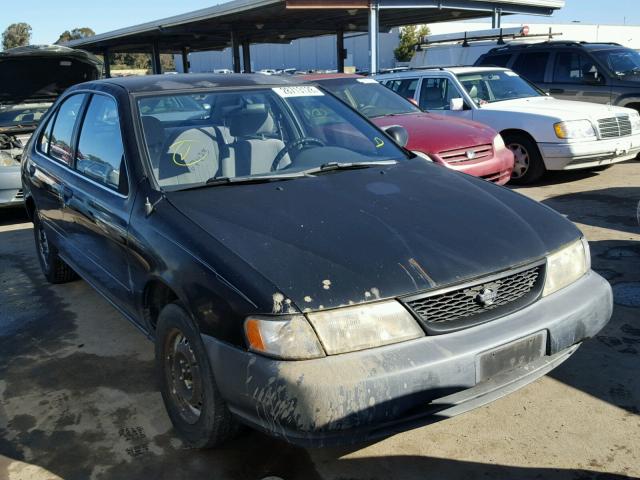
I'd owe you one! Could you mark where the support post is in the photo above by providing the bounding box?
[151,41,162,75]
[368,1,379,75]
[336,30,345,73]
[242,41,252,73]
[492,8,502,28]
[181,47,190,73]
[103,48,111,78]
[231,29,241,73]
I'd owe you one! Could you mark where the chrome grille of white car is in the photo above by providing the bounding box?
[598,116,632,139]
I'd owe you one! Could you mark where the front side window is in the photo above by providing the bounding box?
[553,52,601,83]
[456,70,543,105]
[137,86,410,190]
[76,95,127,194]
[593,48,640,77]
[49,94,86,165]
[320,79,420,118]
[512,52,550,83]
[418,78,459,111]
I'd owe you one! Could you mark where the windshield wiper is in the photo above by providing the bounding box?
[301,160,397,176]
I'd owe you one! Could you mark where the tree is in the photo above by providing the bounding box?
[2,22,32,50]
[56,27,95,45]
[394,24,430,62]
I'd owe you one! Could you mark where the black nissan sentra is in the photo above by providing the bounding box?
[22,74,612,448]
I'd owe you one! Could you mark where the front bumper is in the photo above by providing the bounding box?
[0,165,23,207]
[436,148,514,186]
[202,270,612,446]
[539,134,640,170]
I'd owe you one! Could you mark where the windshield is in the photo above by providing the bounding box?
[137,86,409,190]
[456,70,543,105]
[0,103,52,128]
[593,48,640,76]
[318,78,421,118]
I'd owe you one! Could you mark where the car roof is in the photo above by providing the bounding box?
[87,73,304,94]
[485,41,625,53]
[377,66,507,77]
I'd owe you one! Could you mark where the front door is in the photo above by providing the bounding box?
[548,50,612,104]
[63,93,136,314]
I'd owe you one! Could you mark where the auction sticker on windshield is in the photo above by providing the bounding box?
[357,78,379,84]
[273,86,325,98]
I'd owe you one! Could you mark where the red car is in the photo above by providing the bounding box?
[302,74,514,185]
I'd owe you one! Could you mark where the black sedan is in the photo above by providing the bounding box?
[22,74,612,448]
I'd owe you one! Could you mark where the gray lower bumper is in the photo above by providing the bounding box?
[202,271,612,446]
[0,166,23,207]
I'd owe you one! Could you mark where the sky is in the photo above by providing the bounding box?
[3,0,639,46]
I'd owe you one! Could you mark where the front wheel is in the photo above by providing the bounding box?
[504,133,546,185]
[156,302,239,448]
[33,212,77,284]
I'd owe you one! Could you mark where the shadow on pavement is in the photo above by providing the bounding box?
[0,206,29,227]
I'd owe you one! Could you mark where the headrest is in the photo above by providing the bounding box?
[228,105,275,137]
[141,116,164,148]
[468,85,478,99]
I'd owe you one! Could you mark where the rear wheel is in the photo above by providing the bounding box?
[504,133,546,185]
[33,212,77,284]
[156,302,239,448]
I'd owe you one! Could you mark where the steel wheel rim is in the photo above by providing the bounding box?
[37,221,50,270]
[164,329,203,424]
[508,143,530,179]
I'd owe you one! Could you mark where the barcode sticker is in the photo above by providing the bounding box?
[273,86,325,98]
[357,78,379,84]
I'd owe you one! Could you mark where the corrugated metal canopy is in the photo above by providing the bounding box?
[64,0,565,54]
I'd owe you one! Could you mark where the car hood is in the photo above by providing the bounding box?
[371,112,497,154]
[0,45,101,104]
[166,160,579,312]
[481,96,632,120]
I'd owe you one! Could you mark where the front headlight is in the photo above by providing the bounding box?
[493,134,506,151]
[543,238,590,297]
[554,120,596,140]
[629,111,640,132]
[244,314,325,360]
[307,300,424,355]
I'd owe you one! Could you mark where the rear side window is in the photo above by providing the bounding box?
[512,52,550,83]
[75,95,128,194]
[49,94,86,165]
[479,53,512,68]
[553,51,599,83]
[385,78,419,100]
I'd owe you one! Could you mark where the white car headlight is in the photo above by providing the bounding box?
[543,238,590,297]
[629,111,640,132]
[553,120,596,140]
[493,134,506,151]
[307,300,424,355]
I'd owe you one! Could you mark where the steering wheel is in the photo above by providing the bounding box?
[359,105,379,116]
[271,137,326,171]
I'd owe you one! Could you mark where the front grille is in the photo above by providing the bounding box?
[14,189,24,200]
[598,116,632,139]
[438,144,493,164]
[403,262,545,334]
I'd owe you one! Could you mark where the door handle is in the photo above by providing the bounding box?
[549,88,565,94]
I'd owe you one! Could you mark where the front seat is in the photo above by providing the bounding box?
[227,105,290,176]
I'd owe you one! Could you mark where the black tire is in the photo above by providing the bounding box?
[156,302,238,448]
[33,212,77,284]
[504,132,546,185]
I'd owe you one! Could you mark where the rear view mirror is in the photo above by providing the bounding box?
[382,125,409,148]
[450,98,465,111]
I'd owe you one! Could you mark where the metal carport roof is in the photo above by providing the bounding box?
[64,0,565,74]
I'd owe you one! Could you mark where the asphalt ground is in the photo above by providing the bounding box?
[1,164,639,480]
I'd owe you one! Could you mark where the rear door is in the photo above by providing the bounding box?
[63,93,136,314]
[384,77,421,103]
[510,50,551,90]
[548,49,612,104]
[26,93,88,252]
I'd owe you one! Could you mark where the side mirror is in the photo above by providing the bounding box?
[450,98,465,111]
[382,125,409,148]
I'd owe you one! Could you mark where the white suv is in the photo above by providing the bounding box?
[377,67,640,184]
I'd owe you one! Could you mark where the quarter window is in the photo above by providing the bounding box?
[553,52,600,83]
[38,115,54,154]
[49,94,86,165]
[512,52,550,83]
[75,95,128,194]
[418,78,458,111]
